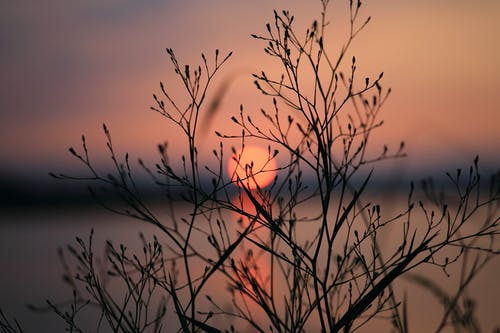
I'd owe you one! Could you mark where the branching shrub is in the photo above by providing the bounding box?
[4,1,498,333]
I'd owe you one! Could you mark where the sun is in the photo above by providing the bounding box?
[227,145,277,189]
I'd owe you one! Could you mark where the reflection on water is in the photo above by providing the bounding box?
[1,196,499,332]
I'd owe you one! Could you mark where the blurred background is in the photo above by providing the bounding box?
[1,0,499,331]
[1,0,499,194]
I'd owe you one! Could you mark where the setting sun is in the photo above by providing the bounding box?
[227,145,277,189]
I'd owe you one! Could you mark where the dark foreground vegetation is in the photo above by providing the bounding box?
[2,1,499,332]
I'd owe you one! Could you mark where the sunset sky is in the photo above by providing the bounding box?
[1,2,499,331]
[1,0,499,182]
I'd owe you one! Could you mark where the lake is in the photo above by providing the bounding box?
[1,195,498,332]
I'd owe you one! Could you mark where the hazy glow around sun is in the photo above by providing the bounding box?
[227,145,277,189]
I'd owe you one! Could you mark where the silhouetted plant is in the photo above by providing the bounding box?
[4,1,498,332]
[0,308,23,333]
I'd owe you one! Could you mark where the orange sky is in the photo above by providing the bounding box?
[1,0,499,179]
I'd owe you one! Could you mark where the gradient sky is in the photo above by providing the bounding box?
[1,0,499,181]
